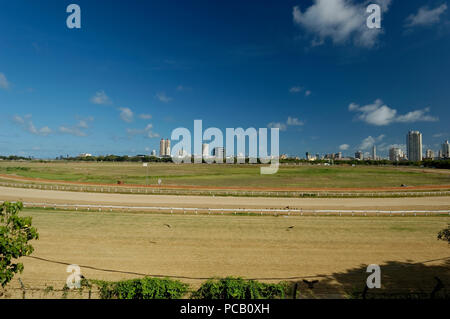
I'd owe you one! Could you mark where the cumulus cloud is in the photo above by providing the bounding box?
[268,116,305,131]
[287,116,304,126]
[339,144,350,151]
[289,86,311,96]
[267,122,287,131]
[59,126,85,137]
[156,92,172,103]
[139,114,152,120]
[289,86,303,93]
[349,99,438,126]
[13,114,52,136]
[0,73,10,90]
[405,3,447,28]
[58,117,93,137]
[127,123,159,138]
[359,134,385,150]
[119,107,134,123]
[292,0,391,48]
[90,90,112,105]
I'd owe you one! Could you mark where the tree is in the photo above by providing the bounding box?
[437,225,450,244]
[0,202,39,287]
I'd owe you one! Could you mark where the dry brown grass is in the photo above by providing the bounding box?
[2,208,449,298]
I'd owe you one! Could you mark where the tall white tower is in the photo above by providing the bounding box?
[202,143,209,158]
[443,140,450,158]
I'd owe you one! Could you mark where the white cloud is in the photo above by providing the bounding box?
[127,123,159,138]
[289,86,311,96]
[287,116,304,126]
[349,99,438,126]
[292,0,391,48]
[359,134,385,150]
[13,114,52,136]
[0,73,10,90]
[396,107,439,123]
[268,116,305,131]
[289,86,303,93]
[90,90,112,105]
[156,92,172,103]
[267,122,287,131]
[139,114,152,120]
[405,4,447,28]
[58,117,93,137]
[59,126,86,137]
[119,107,134,123]
[339,144,350,151]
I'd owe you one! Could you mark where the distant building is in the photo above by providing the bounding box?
[79,153,92,158]
[159,138,171,157]
[407,131,422,161]
[389,147,403,162]
[372,145,377,160]
[213,147,224,160]
[438,149,444,159]
[159,139,166,156]
[151,150,156,156]
[202,143,210,157]
[443,140,450,158]
[336,152,342,160]
[425,149,435,159]
[355,151,363,160]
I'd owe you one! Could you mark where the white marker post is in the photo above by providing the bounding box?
[143,162,148,185]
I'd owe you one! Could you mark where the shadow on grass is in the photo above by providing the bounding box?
[287,258,450,299]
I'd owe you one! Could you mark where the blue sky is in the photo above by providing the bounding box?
[0,0,449,158]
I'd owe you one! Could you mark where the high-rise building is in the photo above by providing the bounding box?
[151,150,156,156]
[389,147,403,162]
[355,151,363,160]
[165,139,171,156]
[202,143,210,157]
[159,139,171,157]
[372,145,377,160]
[443,140,450,158]
[213,147,224,160]
[407,131,422,161]
[438,149,444,159]
[425,149,435,159]
[159,139,166,156]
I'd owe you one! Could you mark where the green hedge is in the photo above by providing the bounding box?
[92,277,188,299]
[191,277,286,299]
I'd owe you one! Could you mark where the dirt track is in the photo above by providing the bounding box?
[1,186,450,210]
[1,173,450,192]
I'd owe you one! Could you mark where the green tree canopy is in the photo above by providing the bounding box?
[0,202,39,287]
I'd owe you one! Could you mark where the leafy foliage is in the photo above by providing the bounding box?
[191,277,286,299]
[91,277,188,299]
[437,224,450,243]
[0,202,39,287]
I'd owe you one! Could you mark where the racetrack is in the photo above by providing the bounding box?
[1,186,450,211]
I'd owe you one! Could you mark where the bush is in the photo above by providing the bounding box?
[0,202,39,287]
[91,277,189,299]
[191,277,286,299]
[437,224,450,243]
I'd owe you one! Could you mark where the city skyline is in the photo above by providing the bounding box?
[1,1,449,158]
